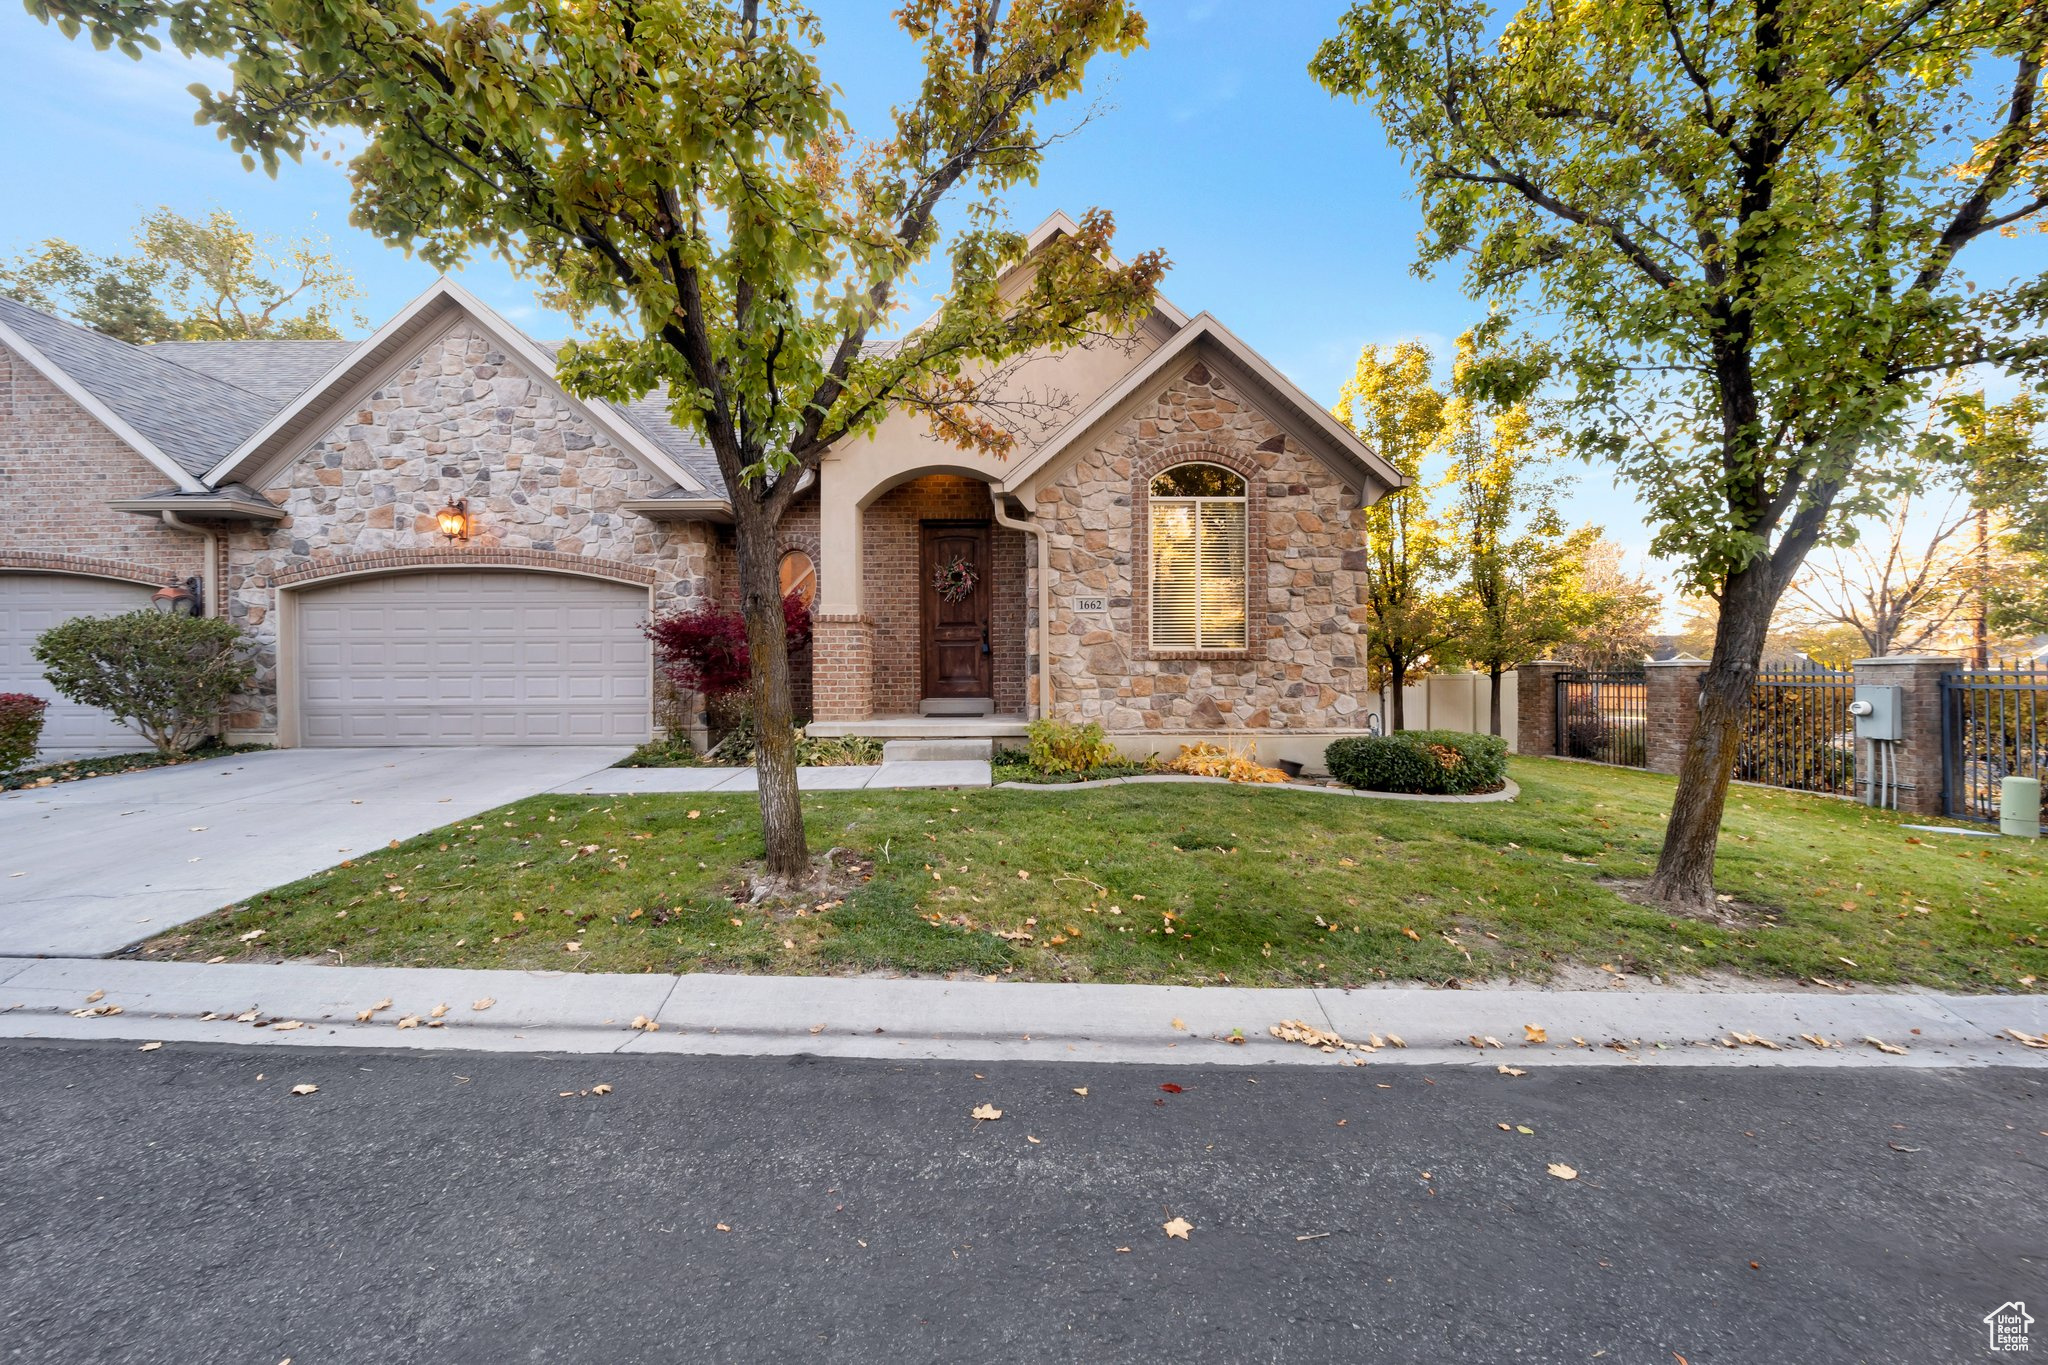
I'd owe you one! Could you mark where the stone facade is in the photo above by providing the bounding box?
[1031,362,1372,740]
[0,342,206,590]
[219,326,716,734]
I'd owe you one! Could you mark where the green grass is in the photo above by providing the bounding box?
[145,757,2048,992]
[2,741,270,791]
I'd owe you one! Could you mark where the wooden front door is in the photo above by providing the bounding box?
[920,520,993,700]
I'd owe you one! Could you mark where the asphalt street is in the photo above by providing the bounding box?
[1,1041,2040,1364]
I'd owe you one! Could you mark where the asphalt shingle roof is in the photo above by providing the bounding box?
[0,295,278,478]
[151,339,357,402]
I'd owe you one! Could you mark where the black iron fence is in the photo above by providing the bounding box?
[1942,665,2048,824]
[1554,670,1648,767]
[1735,664,1858,797]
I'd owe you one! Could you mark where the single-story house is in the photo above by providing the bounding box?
[0,213,1401,766]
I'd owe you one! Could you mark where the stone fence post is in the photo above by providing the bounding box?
[1850,655,1960,816]
[1643,659,1709,775]
[1515,660,1571,757]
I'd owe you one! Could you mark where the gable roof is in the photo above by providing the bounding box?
[151,339,358,401]
[995,311,1407,499]
[204,278,711,495]
[0,294,277,492]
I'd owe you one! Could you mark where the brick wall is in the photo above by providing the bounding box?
[860,475,1026,716]
[0,342,206,585]
[1032,362,1373,737]
[812,612,874,722]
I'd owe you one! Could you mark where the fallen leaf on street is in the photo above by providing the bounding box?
[1800,1034,1838,1049]
[1162,1217,1193,1240]
[2005,1028,2048,1050]
[1497,1065,1527,1077]
[429,1003,449,1019]
[591,1084,613,1096]
[1524,1024,1547,1044]
[289,1084,318,1096]
[271,1020,304,1031]
[715,1222,730,1232]
[84,989,104,1004]
[1864,1036,1909,1055]
[1159,1083,1183,1094]
[472,998,495,1012]
[1072,1087,1088,1097]
[808,1023,827,1034]
[971,1104,1003,1121]
[631,1015,659,1032]
[1547,1163,1578,1180]
[396,1015,420,1029]
[1169,1018,1186,1030]
[1027,1135,1042,1144]
[138,1041,162,1052]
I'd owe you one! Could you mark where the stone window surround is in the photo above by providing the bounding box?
[1127,442,1267,662]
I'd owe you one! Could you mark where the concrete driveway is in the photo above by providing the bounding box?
[0,747,628,958]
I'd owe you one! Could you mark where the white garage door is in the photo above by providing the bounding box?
[0,572,153,752]
[296,571,652,746]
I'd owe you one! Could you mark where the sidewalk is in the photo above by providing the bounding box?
[4,957,2043,1068]
[555,761,990,794]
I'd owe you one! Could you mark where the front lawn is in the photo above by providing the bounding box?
[147,757,2047,992]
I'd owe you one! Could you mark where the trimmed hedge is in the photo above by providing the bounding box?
[0,693,49,775]
[1325,730,1509,795]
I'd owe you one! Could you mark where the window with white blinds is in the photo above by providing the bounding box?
[1148,463,1248,650]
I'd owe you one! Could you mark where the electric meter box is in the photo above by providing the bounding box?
[1850,684,1904,741]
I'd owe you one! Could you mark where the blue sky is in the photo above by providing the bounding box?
[0,1,2033,619]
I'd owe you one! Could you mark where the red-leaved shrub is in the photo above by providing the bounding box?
[0,692,49,775]
[644,594,812,700]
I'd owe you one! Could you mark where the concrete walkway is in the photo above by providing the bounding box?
[556,760,990,794]
[0,746,629,957]
[4,956,2043,1068]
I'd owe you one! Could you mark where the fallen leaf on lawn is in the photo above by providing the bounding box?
[238,929,266,942]
[1546,1162,1578,1180]
[471,998,495,1012]
[138,1041,162,1052]
[564,941,581,953]
[971,1104,1003,1121]
[1017,870,1030,881]
[1162,1217,1193,1240]
[1524,1024,1547,1044]
[1400,927,1420,941]
[84,989,104,1004]
[396,1015,420,1029]
[591,1084,613,1096]
[1072,1087,1088,1097]
[289,1084,319,1096]
[1498,1065,1527,1077]
[687,810,701,820]
[429,1003,449,1019]
[511,911,525,923]
[1864,1036,1909,1055]
[2005,1028,2048,1050]
[631,1015,659,1032]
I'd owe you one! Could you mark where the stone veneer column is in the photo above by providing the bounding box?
[1643,659,1709,775]
[811,613,875,723]
[1514,661,1572,758]
[1851,655,1961,816]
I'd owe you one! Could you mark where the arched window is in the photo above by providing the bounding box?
[1148,462,1247,650]
[778,549,817,607]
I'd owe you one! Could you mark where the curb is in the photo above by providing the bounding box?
[3,958,2043,1068]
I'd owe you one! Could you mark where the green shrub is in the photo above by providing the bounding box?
[0,693,48,774]
[1025,718,1120,776]
[32,611,255,756]
[1325,730,1509,795]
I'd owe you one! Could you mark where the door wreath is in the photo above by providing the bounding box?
[932,557,979,603]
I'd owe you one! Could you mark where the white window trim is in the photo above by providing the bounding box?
[1148,471,1249,653]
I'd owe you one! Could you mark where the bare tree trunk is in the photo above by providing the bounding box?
[734,506,808,881]
[1488,664,1504,737]
[1388,663,1407,731]
[1645,563,1778,912]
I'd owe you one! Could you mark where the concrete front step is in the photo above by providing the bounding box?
[882,738,993,762]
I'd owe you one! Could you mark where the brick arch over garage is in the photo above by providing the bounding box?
[269,547,657,591]
[0,550,179,587]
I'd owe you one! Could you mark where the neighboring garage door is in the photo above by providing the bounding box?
[296,570,652,746]
[0,572,153,752]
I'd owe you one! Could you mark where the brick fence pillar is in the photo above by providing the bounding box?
[811,612,875,723]
[1851,654,1961,816]
[1515,661,1571,757]
[1643,659,1709,775]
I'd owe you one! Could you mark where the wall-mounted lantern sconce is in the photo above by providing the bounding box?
[437,498,472,542]
[151,576,204,616]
